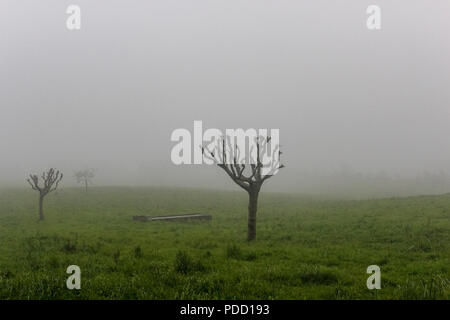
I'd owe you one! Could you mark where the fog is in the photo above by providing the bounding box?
[1,1,449,197]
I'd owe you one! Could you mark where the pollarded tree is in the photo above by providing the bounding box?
[202,135,284,241]
[27,168,63,220]
[74,168,95,192]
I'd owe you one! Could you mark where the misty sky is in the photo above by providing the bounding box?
[1,1,449,194]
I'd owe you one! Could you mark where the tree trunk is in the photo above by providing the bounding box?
[39,194,44,221]
[247,188,259,241]
[85,179,88,192]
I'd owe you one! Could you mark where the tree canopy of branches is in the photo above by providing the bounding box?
[27,168,63,220]
[202,135,284,241]
[74,168,95,192]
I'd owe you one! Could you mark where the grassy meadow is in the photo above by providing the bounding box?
[0,186,449,299]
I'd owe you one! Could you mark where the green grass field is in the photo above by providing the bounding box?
[0,187,449,299]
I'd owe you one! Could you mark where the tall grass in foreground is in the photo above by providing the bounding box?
[0,187,448,299]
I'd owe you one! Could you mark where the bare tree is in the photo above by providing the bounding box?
[27,168,63,220]
[203,135,284,241]
[74,168,95,192]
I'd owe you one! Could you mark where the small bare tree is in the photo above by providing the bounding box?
[74,168,95,192]
[27,168,63,220]
[203,135,284,241]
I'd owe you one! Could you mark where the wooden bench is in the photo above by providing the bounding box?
[133,214,212,222]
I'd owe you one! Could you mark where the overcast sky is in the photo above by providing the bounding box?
[1,1,449,194]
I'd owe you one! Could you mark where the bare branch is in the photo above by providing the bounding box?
[27,168,63,196]
[203,134,284,193]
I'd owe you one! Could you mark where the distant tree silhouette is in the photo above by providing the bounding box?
[203,135,284,241]
[27,168,63,220]
[74,168,95,192]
